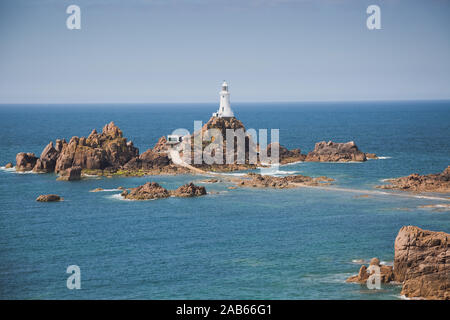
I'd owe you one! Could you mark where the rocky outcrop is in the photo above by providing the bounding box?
[121,182,207,200]
[152,136,170,153]
[265,143,306,164]
[54,122,139,172]
[121,182,170,200]
[15,152,38,171]
[347,226,450,300]
[33,142,60,173]
[57,166,81,181]
[376,166,450,193]
[394,226,449,300]
[346,258,395,284]
[14,122,140,178]
[36,194,62,202]
[305,141,375,162]
[5,163,13,168]
[123,147,170,171]
[234,173,334,189]
[203,116,246,138]
[171,183,207,197]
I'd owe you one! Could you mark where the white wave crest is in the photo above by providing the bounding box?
[92,188,121,192]
[107,194,131,201]
[0,166,16,173]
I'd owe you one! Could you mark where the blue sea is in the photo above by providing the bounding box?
[0,101,449,299]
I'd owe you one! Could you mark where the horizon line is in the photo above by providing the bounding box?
[1,98,450,106]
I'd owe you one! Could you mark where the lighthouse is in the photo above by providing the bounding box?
[213,81,234,118]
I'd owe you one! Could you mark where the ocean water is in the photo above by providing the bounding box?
[0,101,449,299]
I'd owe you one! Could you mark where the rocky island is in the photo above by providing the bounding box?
[347,226,450,300]
[120,182,207,200]
[232,173,334,189]
[10,117,377,180]
[376,166,450,193]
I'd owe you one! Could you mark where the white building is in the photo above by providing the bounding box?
[212,81,234,118]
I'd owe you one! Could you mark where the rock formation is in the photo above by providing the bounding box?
[346,258,395,284]
[36,194,62,202]
[5,162,13,168]
[33,142,60,173]
[15,152,38,171]
[265,142,306,164]
[305,141,375,162]
[123,139,171,171]
[121,182,207,200]
[57,166,81,181]
[171,183,207,197]
[54,122,139,172]
[347,226,450,300]
[394,226,449,300]
[121,182,170,200]
[234,172,334,189]
[14,122,141,178]
[376,166,450,193]
[11,119,377,177]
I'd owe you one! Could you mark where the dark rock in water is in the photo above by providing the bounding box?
[36,194,62,202]
[171,183,207,197]
[122,182,170,200]
[305,141,372,162]
[5,162,13,169]
[15,152,38,171]
[57,166,81,181]
[394,226,449,300]
[33,142,60,173]
[376,166,450,193]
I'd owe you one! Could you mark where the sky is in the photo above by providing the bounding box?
[0,0,449,103]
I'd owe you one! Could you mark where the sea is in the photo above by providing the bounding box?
[0,101,449,299]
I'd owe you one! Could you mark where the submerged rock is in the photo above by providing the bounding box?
[305,141,373,162]
[36,194,62,202]
[376,166,450,193]
[90,188,104,192]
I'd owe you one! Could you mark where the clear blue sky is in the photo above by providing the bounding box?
[1,0,449,103]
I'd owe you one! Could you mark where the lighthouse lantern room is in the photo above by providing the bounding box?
[212,81,234,118]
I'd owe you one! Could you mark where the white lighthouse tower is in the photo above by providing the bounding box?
[213,81,234,118]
